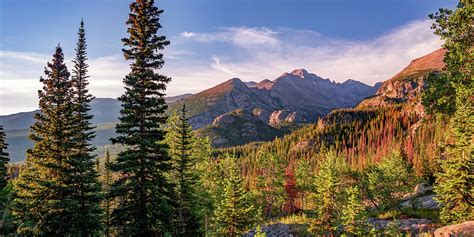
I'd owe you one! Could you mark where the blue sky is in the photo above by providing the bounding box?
[0,0,457,114]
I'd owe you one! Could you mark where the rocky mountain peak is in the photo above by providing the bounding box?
[290,68,309,78]
[256,79,274,90]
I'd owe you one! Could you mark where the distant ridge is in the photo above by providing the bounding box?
[169,68,379,129]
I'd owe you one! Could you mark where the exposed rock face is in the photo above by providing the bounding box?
[434,221,474,237]
[401,194,439,209]
[169,69,379,129]
[357,49,446,115]
[369,218,439,235]
[268,110,300,126]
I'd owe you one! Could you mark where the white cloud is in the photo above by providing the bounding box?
[179,27,280,48]
[180,32,195,38]
[177,20,441,85]
[211,56,236,76]
[0,20,442,115]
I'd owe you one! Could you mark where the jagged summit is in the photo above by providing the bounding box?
[290,68,310,78]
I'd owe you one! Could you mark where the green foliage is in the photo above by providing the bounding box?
[214,156,256,236]
[427,0,474,224]
[422,73,456,116]
[108,0,174,235]
[68,19,103,235]
[310,151,347,234]
[295,159,314,211]
[0,126,9,190]
[364,150,417,210]
[166,105,202,235]
[254,225,266,237]
[256,152,286,219]
[100,149,114,237]
[13,46,80,235]
[0,183,16,235]
[190,136,215,232]
[341,186,368,236]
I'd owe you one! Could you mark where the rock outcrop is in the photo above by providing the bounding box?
[357,49,445,116]
[434,221,474,237]
[368,218,439,235]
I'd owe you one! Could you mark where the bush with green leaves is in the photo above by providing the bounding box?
[364,150,417,210]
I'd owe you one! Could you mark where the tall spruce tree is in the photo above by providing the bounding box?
[109,0,173,235]
[13,45,77,235]
[69,19,103,236]
[0,125,9,190]
[427,0,473,224]
[167,105,201,235]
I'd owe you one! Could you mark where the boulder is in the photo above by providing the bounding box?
[434,221,474,237]
[368,218,439,235]
[414,183,432,196]
[401,194,439,209]
[245,223,293,237]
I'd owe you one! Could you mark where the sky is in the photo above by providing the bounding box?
[0,0,457,115]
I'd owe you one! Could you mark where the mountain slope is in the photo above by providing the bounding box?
[357,49,445,112]
[2,69,378,160]
[224,48,448,182]
[0,95,192,131]
[196,109,285,147]
[169,69,379,129]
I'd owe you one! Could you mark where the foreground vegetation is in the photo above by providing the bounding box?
[0,0,472,236]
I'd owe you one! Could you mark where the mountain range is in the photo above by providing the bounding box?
[168,69,380,129]
[1,47,445,162]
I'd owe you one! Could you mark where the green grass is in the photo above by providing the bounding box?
[370,208,440,223]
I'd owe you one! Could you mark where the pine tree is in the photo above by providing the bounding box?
[0,125,9,190]
[192,137,218,233]
[13,45,77,235]
[102,149,113,237]
[341,186,368,235]
[256,152,286,219]
[427,0,473,224]
[365,150,416,211]
[109,0,173,235]
[295,159,314,211]
[310,151,345,233]
[167,104,201,235]
[215,156,255,237]
[69,19,103,236]
[283,164,298,215]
